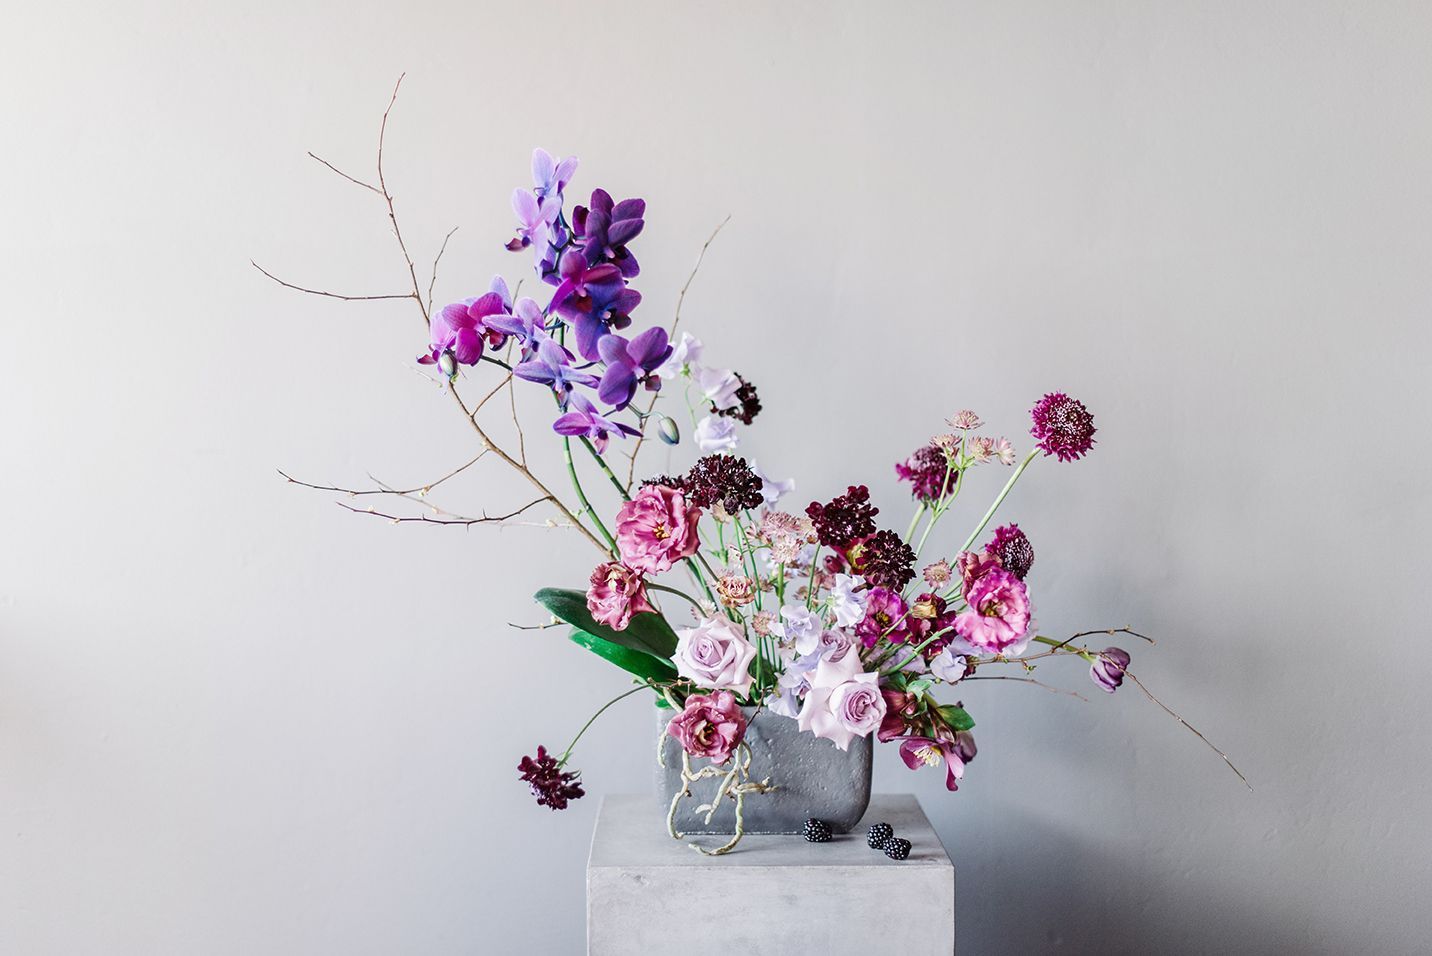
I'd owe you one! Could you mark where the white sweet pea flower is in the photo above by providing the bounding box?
[655,332,703,380]
[771,604,823,654]
[752,461,795,507]
[694,415,739,453]
[828,574,868,628]
[696,366,742,410]
[930,647,968,683]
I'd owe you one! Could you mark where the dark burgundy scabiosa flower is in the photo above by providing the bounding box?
[640,474,690,494]
[517,745,585,811]
[806,485,879,549]
[1030,392,1097,461]
[986,523,1034,580]
[680,455,765,514]
[854,529,917,590]
[714,373,762,425]
[895,444,955,502]
[1090,648,1131,694]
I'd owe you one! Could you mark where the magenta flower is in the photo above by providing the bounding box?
[552,393,639,454]
[614,484,701,574]
[513,335,600,409]
[954,567,1033,655]
[1030,392,1097,461]
[585,562,655,631]
[517,745,584,810]
[986,523,1034,580]
[955,549,1002,592]
[419,287,511,369]
[484,296,547,362]
[897,732,976,791]
[1090,647,1131,693]
[666,690,746,765]
[548,250,639,360]
[895,444,955,502]
[856,587,911,648]
[596,328,672,409]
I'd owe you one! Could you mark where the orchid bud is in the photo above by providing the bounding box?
[438,350,458,380]
[656,415,680,445]
[1089,647,1131,693]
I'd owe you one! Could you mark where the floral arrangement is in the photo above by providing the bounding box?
[261,78,1246,852]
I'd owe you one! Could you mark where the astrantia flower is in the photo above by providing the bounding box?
[994,437,1017,466]
[1030,391,1097,461]
[895,445,955,502]
[615,484,701,574]
[1090,647,1131,693]
[922,559,953,589]
[714,373,762,425]
[750,611,776,637]
[596,328,672,410]
[552,394,640,454]
[948,410,983,430]
[897,731,976,791]
[681,454,765,514]
[806,485,879,550]
[954,567,1034,655]
[693,415,740,454]
[856,587,911,648]
[966,436,995,464]
[585,562,655,631]
[986,523,1034,580]
[666,690,746,764]
[517,746,584,810]
[853,529,916,590]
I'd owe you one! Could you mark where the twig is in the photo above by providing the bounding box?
[1046,626,1155,654]
[376,73,429,325]
[1125,672,1252,791]
[307,151,381,194]
[250,261,414,303]
[335,496,547,527]
[427,225,459,315]
[277,454,485,499]
[963,675,1089,701]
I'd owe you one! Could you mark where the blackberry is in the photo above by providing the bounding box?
[883,837,912,861]
[867,822,894,849]
[802,819,832,843]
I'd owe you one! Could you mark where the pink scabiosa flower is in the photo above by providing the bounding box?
[615,484,701,574]
[898,731,976,791]
[1090,647,1131,693]
[517,745,584,810]
[985,524,1035,580]
[856,587,911,648]
[1030,392,1097,461]
[895,445,955,502]
[585,562,655,631]
[954,567,1034,655]
[673,616,756,695]
[666,690,747,764]
[796,651,887,751]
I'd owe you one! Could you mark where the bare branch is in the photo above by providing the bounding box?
[1046,626,1154,655]
[335,496,548,527]
[427,225,459,314]
[278,454,485,499]
[251,261,415,303]
[963,674,1089,701]
[307,151,381,194]
[375,72,429,326]
[1126,672,1252,791]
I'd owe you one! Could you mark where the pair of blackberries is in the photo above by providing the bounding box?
[867,822,911,860]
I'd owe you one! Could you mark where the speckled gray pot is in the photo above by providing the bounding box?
[655,706,873,835]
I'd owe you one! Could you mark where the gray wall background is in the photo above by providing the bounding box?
[4,2,1429,953]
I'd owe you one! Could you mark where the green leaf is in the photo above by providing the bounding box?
[568,628,679,684]
[938,704,976,732]
[534,587,679,662]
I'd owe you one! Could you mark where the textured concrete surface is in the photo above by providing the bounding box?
[589,794,954,954]
[655,706,873,834]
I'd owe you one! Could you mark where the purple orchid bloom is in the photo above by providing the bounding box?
[547,250,641,360]
[531,148,578,202]
[506,188,559,259]
[572,188,644,278]
[485,297,547,362]
[596,328,673,410]
[512,334,599,408]
[418,287,512,369]
[552,393,640,454]
[897,732,977,791]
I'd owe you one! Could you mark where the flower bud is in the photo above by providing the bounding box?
[1089,647,1131,693]
[656,415,680,445]
[438,350,458,380]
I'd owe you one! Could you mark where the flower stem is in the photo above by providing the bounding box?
[647,581,704,612]
[903,502,927,543]
[563,437,617,554]
[580,437,632,501]
[559,684,651,766]
[957,449,1037,557]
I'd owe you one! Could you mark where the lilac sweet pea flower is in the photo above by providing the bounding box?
[419,288,512,369]
[513,334,599,408]
[531,148,578,202]
[553,394,641,454]
[573,188,644,278]
[596,328,672,410]
[694,415,739,454]
[485,297,547,362]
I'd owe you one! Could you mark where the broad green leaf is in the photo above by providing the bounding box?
[938,704,976,733]
[534,587,679,662]
[568,628,679,684]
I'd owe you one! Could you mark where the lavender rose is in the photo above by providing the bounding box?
[666,690,747,764]
[796,650,887,751]
[673,616,757,695]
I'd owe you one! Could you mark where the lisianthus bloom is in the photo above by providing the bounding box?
[420,286,511,368]
[954,567,1033,655]
[596,328,672,410]
[666,690,746,764]
[585,562,654,631]
[796,651,887,751]
[806,485,879,550]
[1090,647,1131,693]
[552,394,641,454]
[694,415,739,454]
[986,523,1034,580]
[898,732,976,791]
[673,616,756,695]
[615,484,701,573]
[1030,391,1097,461]
[517,745,584,810]
[956,549,1002,592]
[895,444,955,502]
[856,587,911,648]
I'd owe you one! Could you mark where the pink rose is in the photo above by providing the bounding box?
[614,485,701,574]
[673,616,756,695]
[585,562,655,631]
[796,651,887,751]
[954,567,1033,655]
[666,690,747,764]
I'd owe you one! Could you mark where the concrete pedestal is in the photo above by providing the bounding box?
[587,793,954,955]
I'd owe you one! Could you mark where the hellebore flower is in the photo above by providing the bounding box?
[953,567,1034,656]
[898,732,976,791]
[531,147,578,202]
[513,334,600,408]
[573,187,645,277]
[517,745,584,810]
[484,297,547,362]
[666,690,747,764]
[596,328,672,410]
[673,615,757,695]
[1090,647,1131,693]
[694,415,739,454]
[1030,392,1097,461]
[419,287,512,369]
[551,393,640,455]
[506,188,560,259]
[585,562,655,631]
[615,484,701,573]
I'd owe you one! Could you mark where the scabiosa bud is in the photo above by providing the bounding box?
[986,524,1034,580]
[656,415,680,445]
[1090,648,1131,693]
[806,485,879,549]
[714,373,762,425]
[517,745,585,810]
[855,529,916,590]
[895,445,955,502]
[681,454,765,513]
[1030,392,1097,461]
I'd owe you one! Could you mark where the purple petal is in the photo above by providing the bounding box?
[488,275,512,307]
[574,316,604,362]
[513,360,556,385]
[598,364,637,408]
[531,148,554,188]
[552,412,594,437]
[627,327,670,369]
[589,188,613,214]
[511,188,538,226]
[606,219,643,247]
[451,328,483,366]
[596,333,631,367]
[613,198,645,220]
[555,156,578,190]
[468,291,507,320]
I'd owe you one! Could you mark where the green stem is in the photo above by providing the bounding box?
[878,626,954,675]
[559,684,651,765]
[563,438,617,553]
[903,502,927,543]
[647,581,705,612]
[804,545,822,610]
[580,437,632,501]
[957,449,1037,557]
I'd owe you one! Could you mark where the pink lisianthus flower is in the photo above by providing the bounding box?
[673,616,757,695]
[898,731,977,791]
[584,562,654,631]
[955,549,1002,591]
[615,484,700,573]
[855,587,911,648]
[796,651,887,751]
[666,690,747,765]
[954,567,1033,655]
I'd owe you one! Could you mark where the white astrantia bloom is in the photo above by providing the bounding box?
[694,415,739,453]
[695,366,742,410]
[828,574,868,628]
[655,331,703,380]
